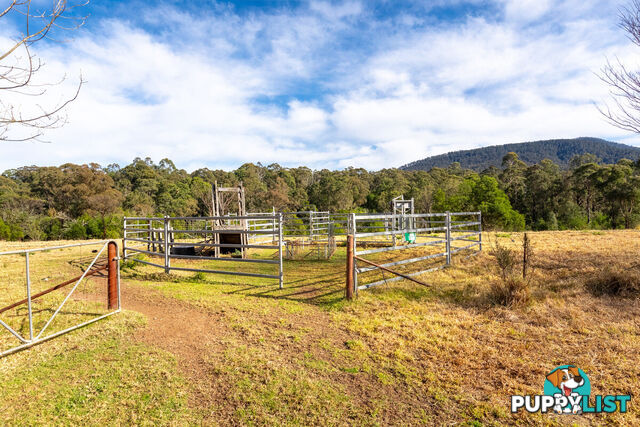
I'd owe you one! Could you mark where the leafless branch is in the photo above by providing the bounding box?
[0,0,88,142]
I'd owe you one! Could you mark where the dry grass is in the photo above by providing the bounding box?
[485,234,532,307]
[488,276,531,307]
[586,266,640,297]
[0,240,117,355]
[1,231,640,425]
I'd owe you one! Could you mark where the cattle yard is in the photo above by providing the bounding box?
[0,201,482,361]
[0,230,639,424]
[122,209,482,291]
[0,190,638,426]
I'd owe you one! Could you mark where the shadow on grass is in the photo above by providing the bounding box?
[120,251,496,311]
[1,307,109,343]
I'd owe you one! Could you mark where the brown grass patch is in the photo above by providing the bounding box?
[586,266,640,297]
[488,276,531,307]
[3,232,640,425]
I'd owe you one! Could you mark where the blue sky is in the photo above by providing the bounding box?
[1,0,638,171]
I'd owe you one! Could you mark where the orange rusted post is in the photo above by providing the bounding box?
[108,241,118,309]
[346,235,354,300]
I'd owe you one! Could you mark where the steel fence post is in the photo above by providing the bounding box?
[278,212,284,289]
[123,218,127,260]
[392,211,397,248]
[478,211,482,252]
[25,252,33,341]
[445,211,451,265]
[164,216,170,274]
[272,207,276,243]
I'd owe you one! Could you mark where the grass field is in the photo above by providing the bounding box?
[1,231,639,425]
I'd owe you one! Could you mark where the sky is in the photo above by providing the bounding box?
[1,0,640,172]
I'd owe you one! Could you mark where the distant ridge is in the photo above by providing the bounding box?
[400,137,640,171]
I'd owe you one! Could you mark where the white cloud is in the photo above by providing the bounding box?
[310,1,363,20]
[503,0,551,23]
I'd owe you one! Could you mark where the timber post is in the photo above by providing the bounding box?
[346,234,354,300]
[107,241,118,309]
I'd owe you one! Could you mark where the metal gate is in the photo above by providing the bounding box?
[0,240,121,357]
[346,211,482,295]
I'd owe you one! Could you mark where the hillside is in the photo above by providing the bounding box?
[400,137,640,171]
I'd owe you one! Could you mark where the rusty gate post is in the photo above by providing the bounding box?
[108,241,118,309]
[346,235,354,300]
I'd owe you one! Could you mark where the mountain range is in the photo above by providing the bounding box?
[400,137,640,171]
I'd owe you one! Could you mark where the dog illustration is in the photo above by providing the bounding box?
[546,366,585,414]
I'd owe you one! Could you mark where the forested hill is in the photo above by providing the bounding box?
[401,137,640,171]
[4,152,640,240]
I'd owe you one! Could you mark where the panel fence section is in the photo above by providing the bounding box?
[350,212,482,292]
[0,240,121,358]
[123,214,284,288]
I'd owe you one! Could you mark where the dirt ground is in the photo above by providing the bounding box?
[119,280,425,424]
[121,285,233,420]
[2,231,640,425]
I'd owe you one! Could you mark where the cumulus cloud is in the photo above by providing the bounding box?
[0,0,638,172]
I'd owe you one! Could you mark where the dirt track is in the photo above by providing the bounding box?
[121,284,237,422]
[116,279,416,424]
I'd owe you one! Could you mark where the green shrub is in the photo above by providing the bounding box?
[103,214,123,239]
[490,240,519,280]
[39,217,64,240]
[8,223,24,241]
[84,215,102,238]
[563,214,587,230]
[0,218,9,240]
[63,220,87,240]
[591,213,611,230]
[487,235,533,307]
[546,212,559,231]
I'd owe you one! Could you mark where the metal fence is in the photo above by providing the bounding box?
[123,214,284,288]
[329,213,351,236]
[247,209,278,244]
[252,210,353,239]
[275,211,338,259]
[0,240,121,358]
[278,211,331,240]
[348,211,482,293]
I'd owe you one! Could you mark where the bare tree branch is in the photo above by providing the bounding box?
[0,0,88,142]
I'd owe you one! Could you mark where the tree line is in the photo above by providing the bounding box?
[0,152,638,241]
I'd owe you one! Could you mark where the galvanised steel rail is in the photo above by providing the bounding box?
[349,211,482,293]
[281,211,339,237]
[0,240,121,358]
[123,214,285,288]
[247,213,278,244]
[310,211,331,240]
